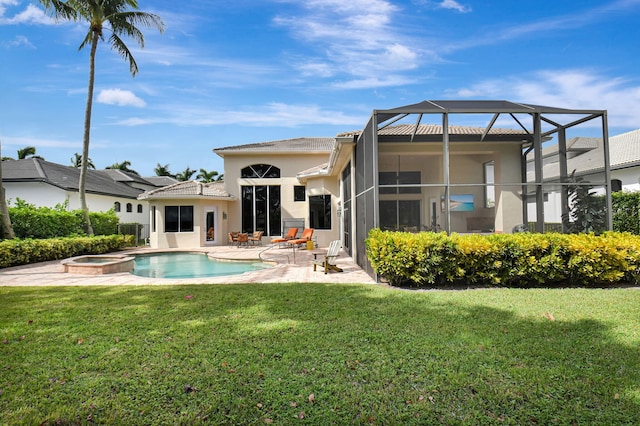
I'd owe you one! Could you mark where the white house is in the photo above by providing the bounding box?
[1,158,176,236]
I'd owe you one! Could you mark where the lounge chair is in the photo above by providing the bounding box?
[288,228,314,248]
[247,230,264,245]
[312,240,343,274]
[271,227,299,247]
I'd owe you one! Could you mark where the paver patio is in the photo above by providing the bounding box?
[0,244,376,286]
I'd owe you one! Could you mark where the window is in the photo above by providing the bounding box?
[309,195,331,230]
[294,186,306,202]
[114,202,121,212]
[484,161,495,208]
[137,204,143,213]
[379,200,420,231]
[151,206,156,232]
[126,203,133,213]
[379,171,421,194]
[242,185,281,235]
[164,206,194,232]
[241,164,280,178]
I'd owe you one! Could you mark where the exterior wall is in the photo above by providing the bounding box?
[148,198,231,249]
[222,152,339,247]
[305,176,340,247]
[4,181,149,230]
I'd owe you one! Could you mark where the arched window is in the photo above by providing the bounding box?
[126,203,133,213]
[114,202,121,212]
[137,204,143,213]
[241,164,280,178]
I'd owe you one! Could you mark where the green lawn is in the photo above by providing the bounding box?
[1,284,639,425]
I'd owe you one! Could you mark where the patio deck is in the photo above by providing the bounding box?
[0,245,376,286]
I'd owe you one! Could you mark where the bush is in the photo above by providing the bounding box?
[612,191,640,234]
[0,234,135,268]
[366,229,640,288]
[6,199,119,238]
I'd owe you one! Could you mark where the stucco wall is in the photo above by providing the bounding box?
[148,199,231,249]
[222,152,340,247]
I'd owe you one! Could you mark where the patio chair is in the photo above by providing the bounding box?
[236,233,249,247]
[312,240,343,274]
[288,228,314,248]
[247,230,264,245]
[271,227,299,247]
[228,232,239,246]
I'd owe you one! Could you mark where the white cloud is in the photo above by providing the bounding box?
[1,34,33,48]
[116,102,366,128]
[97,89,146,108]
[273,0,430,85]
[438,0,471,13]
[449,69,640,129]
[0,3,53,25]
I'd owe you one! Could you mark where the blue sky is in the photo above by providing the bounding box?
[1,0,640,177]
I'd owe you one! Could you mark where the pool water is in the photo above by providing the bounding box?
[132,252,271,279]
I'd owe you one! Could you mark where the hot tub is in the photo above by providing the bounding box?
[61,255,135,275]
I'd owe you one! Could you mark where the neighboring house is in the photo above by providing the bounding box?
[1,158,177,237]
[527,128,640,222]
[139,100,611,279]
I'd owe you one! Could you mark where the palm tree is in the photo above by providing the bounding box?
[70,152,95,169]
[154,163,173,177]
[196,168,220,183]
[106,160,139,175]
[175,166,196,182]
[17,146,43,160]
[38,0,164,235]
[0,140,15,239]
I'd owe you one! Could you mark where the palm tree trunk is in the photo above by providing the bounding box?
[0,141,15,239]
[79,34,98,236]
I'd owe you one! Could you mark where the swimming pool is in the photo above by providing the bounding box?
[132,252,272,279]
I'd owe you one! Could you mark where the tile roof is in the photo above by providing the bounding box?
[138,180,234,200]
[337,124,529,138]
[215,137,335,154]
[2,158,143,199]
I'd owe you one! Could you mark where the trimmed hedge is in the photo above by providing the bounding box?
[366,229,640,288]
[0,235,136,269]
[4,199,119,239]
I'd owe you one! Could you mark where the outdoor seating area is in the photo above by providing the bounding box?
[271,227,299,247]
[228,231,263,247]
[287,228,314,248]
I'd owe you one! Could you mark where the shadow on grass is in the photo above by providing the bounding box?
[1,284,639,424]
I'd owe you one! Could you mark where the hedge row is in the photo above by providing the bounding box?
[6,200,120,239]
[365,229,640,288]
[0,235,136,269]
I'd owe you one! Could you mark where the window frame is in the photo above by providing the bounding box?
[164,205,194,233]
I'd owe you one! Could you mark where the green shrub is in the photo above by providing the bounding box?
[366,229,640,288]
[7,199,120,238]
[0,235,135,268]
[612,191,640,234]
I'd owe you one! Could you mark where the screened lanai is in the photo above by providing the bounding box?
[347,100,610,277]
